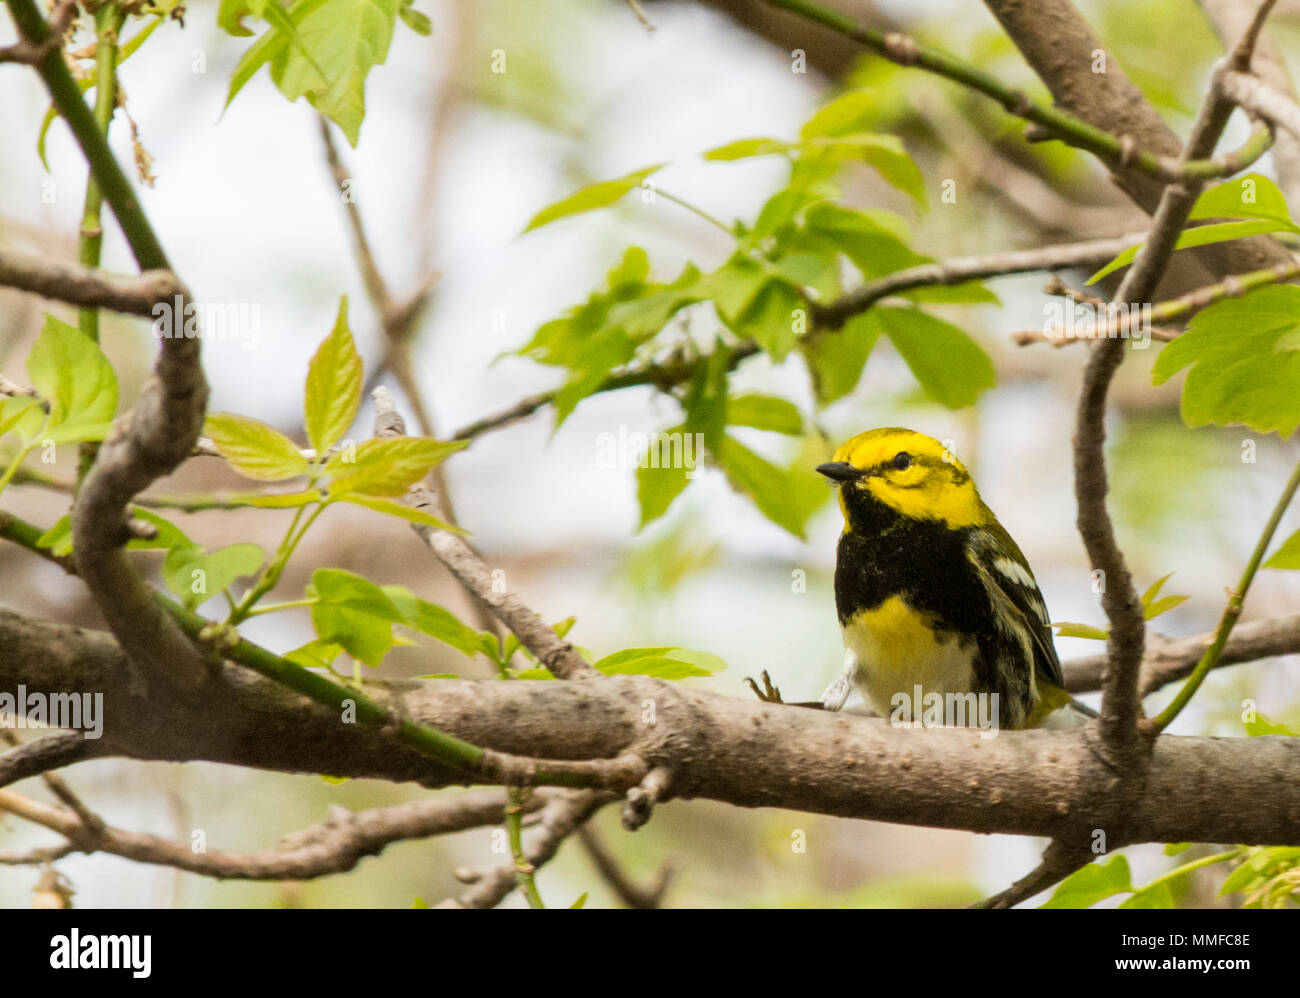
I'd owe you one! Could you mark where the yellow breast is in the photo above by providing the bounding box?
[842,595,978,720]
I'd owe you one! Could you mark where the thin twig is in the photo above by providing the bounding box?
[441,791,609,908]
[0,786,547,879]
[1013,259,1300,346]
[448,233,1151,443]
[761,0,1272,182]
[0,0,76,64]
[0,249,181,317]
[0,734,90,792]
[1063,614,1300,698]
[1151,455,1300,732]
[973,843,1091,909]
[577,824,676,908]
[374,388,601,680]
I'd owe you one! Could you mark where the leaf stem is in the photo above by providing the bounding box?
[243,597,320,617]
[1151,456,1300,731]
[506,787,545,908]
[1135,848,1242,897]
[78,4,128,344]
[654,187,734,236]
[229,503,321,623]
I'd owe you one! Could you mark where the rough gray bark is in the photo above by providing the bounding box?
[3,609,1298,848]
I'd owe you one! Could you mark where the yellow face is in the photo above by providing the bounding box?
[820,427,985,529]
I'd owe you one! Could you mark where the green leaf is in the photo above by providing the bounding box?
[1040,855,1132,909]
[284,639,343,669]
[800,90,875,138]
[1052,621,1109,640]
[523,164,665,232]
[397,0,431,34]
[636,463,690,530]
[728,278,804,361]
[518,250,701,430]
[802,133,925,207]
[1089,219,1295,284]
[898,281,1000,306]
[593,646,728,680]
[702,137,790,161]
[309,568,408,666]
[0,396,42,442]
[305,297,363,454]
[339,494,465,533]
[26,315,118,440]
[127,508,193,551]
[163,543,265,609]
[716,435,827,538]
[706,255,769,321]
[218,0,261,36]
[267,0,403,145]
[205,413,310,481]
[877,306,995,408]
[1119,881,1176,909]
[802,311,881,405]
[407,599,485,658]
[1164,842,1192,856]
[1140,572,1173,606]
[1264,528,1300,569]
[569,892,588,909]
[1219,854,1269,897]
[750,189,821,242]
[727,394,803,434]
[683,348,730,453]
[1139,572,1189,620]
[1190,173,1293,226]
[1144,594,1190,620]
[325,437,467,496]
[1243,712,1299,736]
[225,0,330,110]
[35,516,72,558]
[771,252,841,300]
[1151,285,1300,436]
[803,204,924,279]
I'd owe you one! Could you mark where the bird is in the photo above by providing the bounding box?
[807,427,1096,731]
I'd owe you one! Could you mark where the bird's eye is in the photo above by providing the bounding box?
[892,452,912,471]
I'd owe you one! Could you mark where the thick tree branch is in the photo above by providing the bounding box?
[1,608,1297,847]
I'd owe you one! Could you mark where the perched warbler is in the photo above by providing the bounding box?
[812,427,1096,730]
